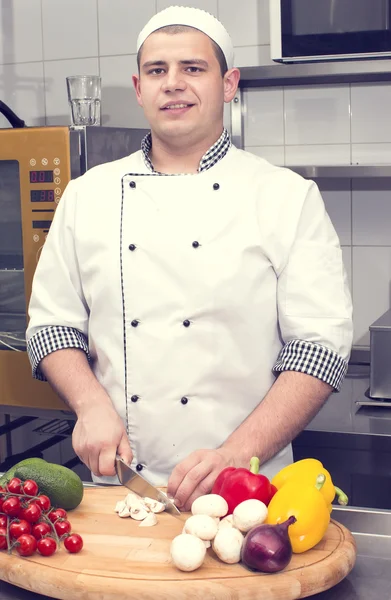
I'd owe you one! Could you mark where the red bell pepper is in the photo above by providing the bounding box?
[212,457,277,515]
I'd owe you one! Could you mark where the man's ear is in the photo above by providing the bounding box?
[223,68,241,103]
[132,74,143,108]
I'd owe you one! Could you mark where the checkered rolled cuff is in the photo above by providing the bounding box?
[273,339,348,392]
[27,326,90,381]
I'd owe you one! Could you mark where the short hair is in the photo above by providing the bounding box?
[137,25,228,76]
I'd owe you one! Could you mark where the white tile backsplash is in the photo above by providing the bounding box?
[351,83,391,144]
[244,88,284,147]
[245,145,285,165]
[99,55,150,129]
[342,246,352,292]
[352,143,391,165]
[219,0,270,47]
[0,62,45,128]
[0,0,43,65]
[285,145,351,166]
[317,179,352,246]
[353,246,391,345]
[284,85,351,146]
[98,0,156,57]
[234,45,274,67]
[42,0,99,61]
[44,58,100,126]
[352,180,391,246]
[158,0,218,14]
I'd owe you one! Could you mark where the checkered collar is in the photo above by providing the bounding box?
[141,129,231,174]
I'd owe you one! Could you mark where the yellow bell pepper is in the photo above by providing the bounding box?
[271,458,348,507]
[266,474,330,553]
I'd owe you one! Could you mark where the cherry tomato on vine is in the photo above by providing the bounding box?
[0,498,4,512]
[0,527,7,550]
[32,522,51,540]
[15,534,37,557]
[54,520,71,537]
[0,516,7,529]
[37,536,57,557]
[35,495,51,512]
[22,480,39,497]
[7,478,22,494]
[64,533,83,554]
[2,496,21,518]
[48,508,67,522]
[9,520,32,539]
[20,503,42,524]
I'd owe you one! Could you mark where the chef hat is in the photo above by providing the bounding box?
[136,5,234,70]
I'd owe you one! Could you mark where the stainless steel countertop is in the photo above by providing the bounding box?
[1,503,390,600]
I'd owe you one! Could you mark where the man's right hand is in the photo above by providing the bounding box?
[72,402,133,477]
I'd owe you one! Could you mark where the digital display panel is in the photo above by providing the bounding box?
[29,170,54,183]
[33,220,52,230]
[30,190,55,202]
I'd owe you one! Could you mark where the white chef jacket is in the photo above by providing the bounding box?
[27,141,353,485]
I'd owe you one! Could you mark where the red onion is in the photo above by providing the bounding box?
[241,516,296,573]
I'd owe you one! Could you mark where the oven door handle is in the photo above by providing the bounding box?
[0,100,25,128]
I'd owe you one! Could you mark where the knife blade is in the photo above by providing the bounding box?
[115,455,181,517]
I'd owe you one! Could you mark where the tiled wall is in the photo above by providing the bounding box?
[1,0,390,348]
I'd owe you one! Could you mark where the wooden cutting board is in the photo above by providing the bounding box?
[0,486,356,600]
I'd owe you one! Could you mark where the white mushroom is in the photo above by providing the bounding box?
[218,514,235,530]
[143,497,166,513]
[118,505,131,518]
[212,527,244,564]
[184,514,219,540]
[170,534,206,572]
[203,540,211,549]
[191,494,228,518]
[130,507,149,521]
[115,500,126,513]
[139,512,158,527]
[232,499,268,533]
[126,494,147,511]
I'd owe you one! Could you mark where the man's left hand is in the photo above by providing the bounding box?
[166,448,236,512]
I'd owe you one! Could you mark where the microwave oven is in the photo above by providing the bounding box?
[0,125,147,411]
[270,0,391,63]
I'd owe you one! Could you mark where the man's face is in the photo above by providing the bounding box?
[133,30,238,143]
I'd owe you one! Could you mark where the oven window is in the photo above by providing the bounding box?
[281,0,391,57]
[0,160,26,346]
[0,160,23,269]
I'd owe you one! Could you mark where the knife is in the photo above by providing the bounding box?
[115,455,181,517]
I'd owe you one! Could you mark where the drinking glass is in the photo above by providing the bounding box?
[66,75,101,126]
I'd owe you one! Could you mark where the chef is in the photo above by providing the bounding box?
[26,5,353,511]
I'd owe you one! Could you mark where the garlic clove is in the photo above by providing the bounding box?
[139,512,158,527]
[130,507,149,521]
[119,506,131,518]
